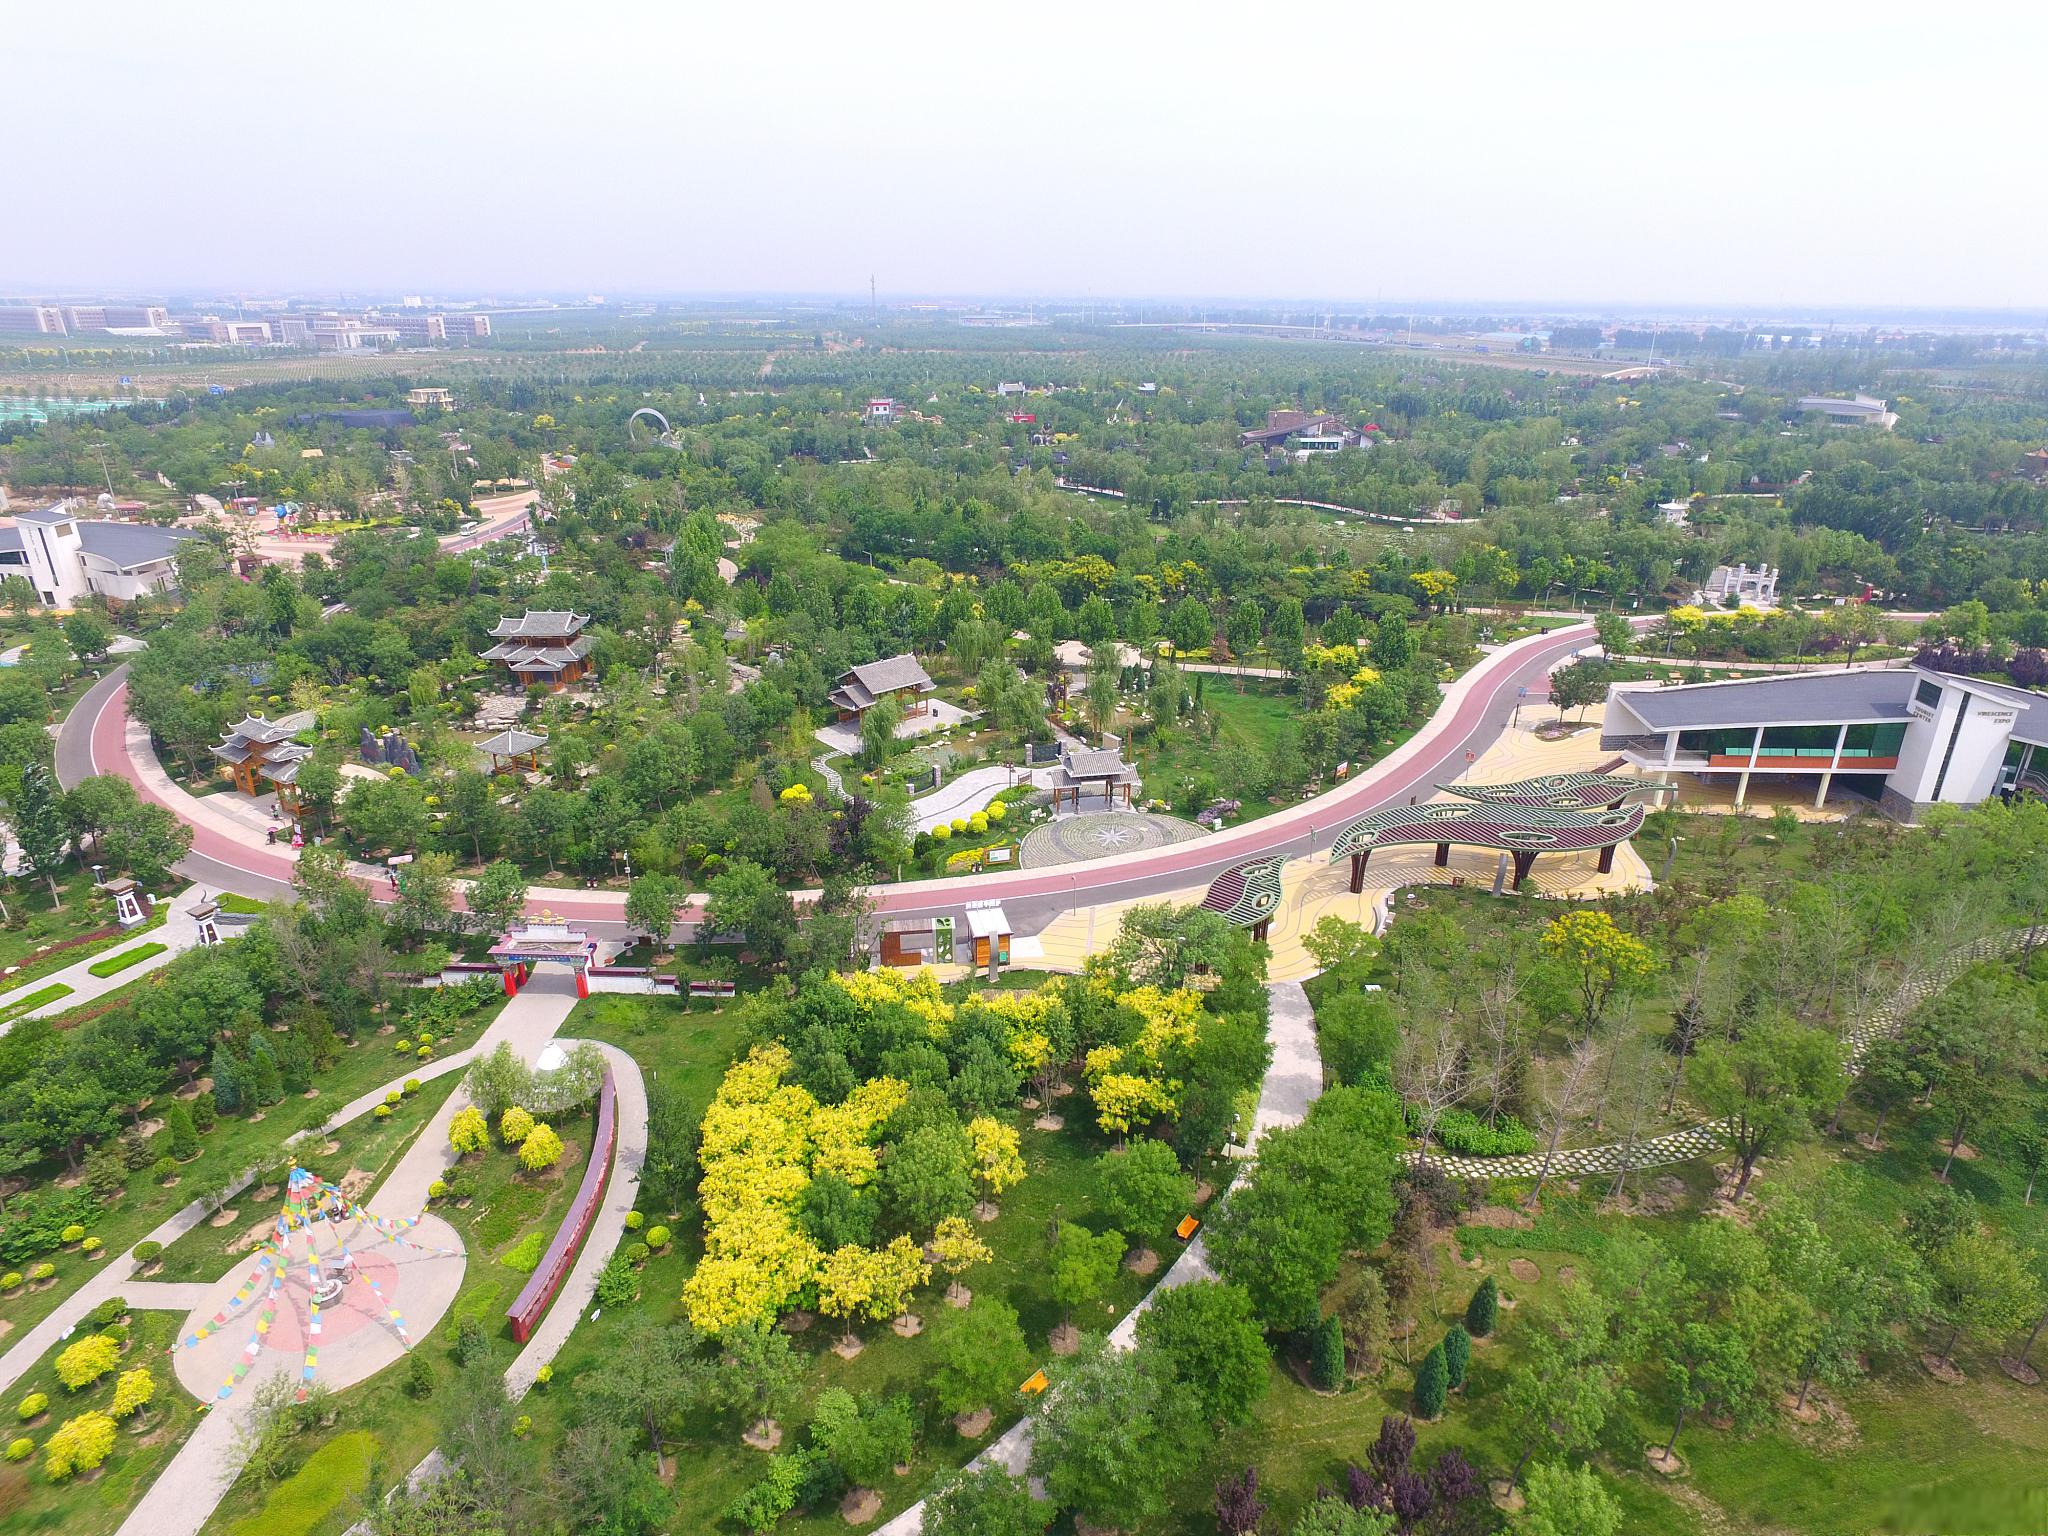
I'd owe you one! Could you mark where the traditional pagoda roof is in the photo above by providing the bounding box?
[1200,855,1286,928]
[1330,798,1646,860]
[477,728,548,758]
[1060,745,1136,782]
[1438,769,1674,811]
[256,742,313,785]
[487,610,589,640]
[828,653,935,713]
[480,637,594,668]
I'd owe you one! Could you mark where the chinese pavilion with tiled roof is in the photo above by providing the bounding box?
[482,610,593,689]
[211,715,313,809]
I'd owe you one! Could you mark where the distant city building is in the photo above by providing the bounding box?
[1700,562,1778,606]
[995,381,1027,396]
[271,315,311,345]
[0,305,67,336]
[1657,499,1692,525]
[193,318,273,345]
[865,398,901,422]
[406,387,456,409]
[482,610,594,689]
[64,304,171,333]
[310,317,401,351]
[0,501,200,607]
[1796,394,1897,430]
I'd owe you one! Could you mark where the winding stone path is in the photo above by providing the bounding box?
[1420,923,2045,1181]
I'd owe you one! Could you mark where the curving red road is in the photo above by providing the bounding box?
[65,620,1601,936]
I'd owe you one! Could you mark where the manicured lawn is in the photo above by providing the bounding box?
[0,1308,203,1536]
[0,982,71,1022]
[0,870,167,996]
[86,942,166,978]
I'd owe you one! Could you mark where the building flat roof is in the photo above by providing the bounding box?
[1608,670,1916,731]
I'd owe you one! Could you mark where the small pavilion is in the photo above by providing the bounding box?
[1330,780,1648,892]
[1199,854,1286,942]
[478,728,548,774]
[488,913,597,998]
[1048,744,1139,813]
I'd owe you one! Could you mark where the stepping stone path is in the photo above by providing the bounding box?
[1416,926,2043,1181]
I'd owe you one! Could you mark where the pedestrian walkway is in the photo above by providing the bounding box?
[907,764,1040,836]
[10,884,207,1026]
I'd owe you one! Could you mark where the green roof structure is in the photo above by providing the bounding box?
[1329,792,1646,891]
[1438,769,1674,811]
[1199,854,1287,936]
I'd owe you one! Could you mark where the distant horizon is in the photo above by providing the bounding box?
[8,290,2048,332]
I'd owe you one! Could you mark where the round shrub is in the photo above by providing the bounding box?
[985,799,1007,823]
[968,813,989,835]
[403,1078,421,1096]
[428,1180,449,1201]
[394,1040,412,1054]
[449,1105,489,1155]
[931,823,952,842]
[623,1211,644,1231]
[0,1274,21,1294]
[418,1032,434,1047]
[385,1090,403,1106]
[533,1364,553,1389]
[80,1237,101,1255]
[86,1299,125,1330]
[500,1107,535,1146]
[16,1394,46,1422]
[151,1157,177,1184]
[512,1414,532,1439]
[625,1242,650,1266]
[645,1225,671,1251]
[949,817,969,835]
[133,1242,161,1266]
[60,1225,85,1247]
[4,1437,29,1462]
[518,1123,563,1172]
[417,1044,434,1060]
[374,1104,393,1119]
[28,1264,54,1284]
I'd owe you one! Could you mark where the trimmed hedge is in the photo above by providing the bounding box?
[87,943,167,979]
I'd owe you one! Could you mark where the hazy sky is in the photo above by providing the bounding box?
[18,0,2042,309]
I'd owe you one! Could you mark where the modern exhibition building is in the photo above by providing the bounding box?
[1600,663,2048,820]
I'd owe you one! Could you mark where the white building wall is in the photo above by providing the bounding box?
[1885,675,2021,810]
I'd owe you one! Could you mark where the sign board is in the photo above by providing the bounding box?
[933,915,955,965]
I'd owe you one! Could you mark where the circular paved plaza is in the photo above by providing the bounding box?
[1019,810,1206,869]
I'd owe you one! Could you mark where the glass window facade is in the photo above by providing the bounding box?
[1676,722,1903,760]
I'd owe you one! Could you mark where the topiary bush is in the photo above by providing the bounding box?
[0,1274,20,1294]
[518,1123,563,1172]
[500,1107,535,1146]
[1443,1323,1471,1391]
[623,1210,643,1231]
[86,1299,126,1330]
[15,1394,46,1423]
[402,1079,421,1096]
[449,1106,488,1155]
[59,1226,84,1247]
[374,1105,393,1120]
[1309,1312,1346,1391]
[151,1156,178,1184]
[1465,1276,1498,1339]
[79,1237,101,1256]
[132,1242,161,1267]
[1414,1342,1447,1420]
[27,1264,53,1285]
[3,1437,28,1463]
[625,1242,650,1267]
[533,1364,552,1390]
[417,1044,434,1060]
[55,1335,120,1392]
[384,1090,402,1106]
[646,1225,671,1251]
[428,1180,449,1201]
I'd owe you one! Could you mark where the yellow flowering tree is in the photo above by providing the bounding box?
[929,1215,992,1278]
[518,1123,564,1172]
[499,1106,535,1146]
[1539,910,1659,1038]
[54,1335,119,1392]
[966,1117,1025,1197]
[109,1368,154,1421]
[43,1411,114,1479]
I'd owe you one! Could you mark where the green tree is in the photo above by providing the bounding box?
[878,1123,975,1236]
[710,1319,806,1436]
[466,859,528,939]
[1370,612,1416,670]
[1928,1227,2042,1368]
[703,858,799,968]
[1084,663,1119,744]
[1413,1341,1447,1419]
[1269,596,1306,671]
[1466,1275,1499,1338]
[623,873,685,952]
[1135,1279,1271,1426]
[581,1323,711,1458]
[1094,1139,1192,1240]
[63,612,111,662]
[925,1465,1045,1536]
[933,1297,1032,1418]
[1291,1496,1396,1536]
[1027,1340,1208,1530]
[1503,1283,1626,1481]
[1691,1017,1843,1199]
[859,695,904,768]
[392,852,457,945]
[10,763,68,902]
[1442,1322,1471,1390]
[1515,1461,1622,1536]
[810,1387,915,1490]
[1049,1220,1125,1327]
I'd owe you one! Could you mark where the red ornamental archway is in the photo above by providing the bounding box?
[488,913,597,998]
